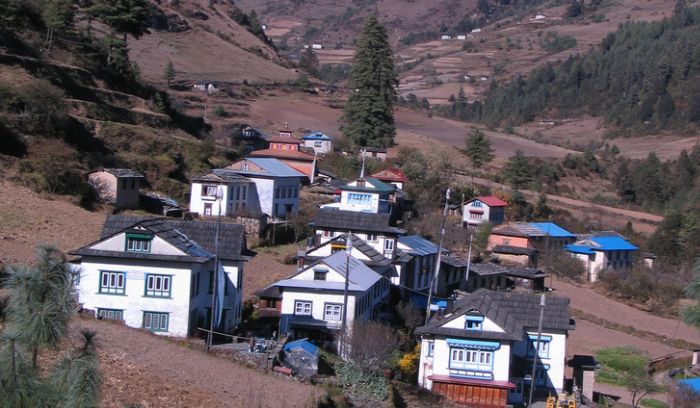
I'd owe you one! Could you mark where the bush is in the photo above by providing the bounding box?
[335,361,387,402]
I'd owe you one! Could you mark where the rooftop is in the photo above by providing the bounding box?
[398,235,439,256]
[230,157,305,178]
[416,289,574,341]
[570,233,639,252]
[370,168,407,182]
[312,208,405,235]
[468,196,508,207]
[491,222,574,238]
[276,251,382,292]
[302,131,332,141]
[191,169,251,184]
[97,168,145,178]
[340,178,396,194]
[249,149,315,162]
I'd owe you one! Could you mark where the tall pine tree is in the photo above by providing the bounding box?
[463,128,494,182]
[342,14,397,148]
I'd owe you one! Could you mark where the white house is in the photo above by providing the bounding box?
[457,35,467,40]
[565,232,639,282]
[311,43,323,50]
[463,196,508,227]
[441,35,452,40]
[302,131,333,154]
[397,235,440,293]
[312,208,405,258]
[189,169,252,217]
[274,251,390,351]
[416,290,574,407]
[225,157,305,219]
[70,215,251,337]
[88,168,144,210]
[334,177,397,214]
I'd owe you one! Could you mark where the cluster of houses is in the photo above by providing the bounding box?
[74,126,649,407]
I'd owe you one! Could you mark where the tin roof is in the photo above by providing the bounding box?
[398,235,439,256]
[302,131,333,141]
[233,158,305,178]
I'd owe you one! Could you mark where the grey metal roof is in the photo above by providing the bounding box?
[69,248,210,264]
[491,223,546,238]
[100,168,144,178]
[441,255,470,268]
[191,169,251,184]
[276,251,382,292]
[311,209,405,235]
[416,289,574,341]
[399,235,439,256]
[235,157,305,178]
[470,263,508,276]
[95,215,251,261]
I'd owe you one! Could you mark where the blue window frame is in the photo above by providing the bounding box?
[449,347,494,374]
[427,341,434,357]
[145,274,172,298]
[527,335,552,359]
[99,271,126,295]
[143,311,169,332]
[347,193,371,205]
[465,316,484,331]
[97,308,123,320]
[472,200,482,208]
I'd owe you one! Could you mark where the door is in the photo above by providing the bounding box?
[204,203,212,216]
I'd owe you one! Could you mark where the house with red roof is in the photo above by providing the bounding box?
[371,168,407,190]
[462,196,508,227]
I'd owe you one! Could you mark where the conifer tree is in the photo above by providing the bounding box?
[341,14,397,148]
[298,48,319,77]
[163,60,175,86]
[682,259,700,331]
[41,0,75,51]
[463,128,494,182]
[503,149,533,190]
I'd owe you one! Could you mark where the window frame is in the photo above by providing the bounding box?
[294,300,312,316]
[449,347,494,372]
[143,311,169,332]
[426,341,435,357]
[527,337,551,359]
[384,239,395,252]
[465,316,484,331]
[323,303,343,321]
[144,274,172,298]
[99,271,126,295]
[97,308,124,320]
[125,233,152,253]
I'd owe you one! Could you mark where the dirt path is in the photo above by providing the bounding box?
[552,278,699,355]
[77,317,319,407]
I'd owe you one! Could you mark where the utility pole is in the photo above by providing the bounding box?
[359,149,366,178]
[425,188,450,325]
[339,232,353,358]
[527,293,546,407]
[464,230,473,291]
[206,186,223,352]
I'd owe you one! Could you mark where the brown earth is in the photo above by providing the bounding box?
[75,316,320,407]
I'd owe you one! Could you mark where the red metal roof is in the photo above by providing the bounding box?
[267,136,301,144]
[370,167,407,182]
[250,149,315,161]
[472,196,508,207]
[428,375,515,389]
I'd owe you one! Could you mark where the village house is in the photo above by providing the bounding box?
[488,222,576,257]
[462,196,508,228]
[302,131,333,154]
[70,215,252,337]
[233,125,269,154]
[416,290,575,408]
[249,127,316,177]
[371,167,407,190]
[188,169,251,217]
[311,208,405,258]
[88,168,144,210]
[330,177,398,215]
[225,157,305,219]
[360,146,388,161]
[274,251,390,351]
[397,235,440,295]
[565,232,638,282]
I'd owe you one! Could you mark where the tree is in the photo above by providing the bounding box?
[162,60,175,86]
[0,245,101,406]
[682,259,700,330]
[41,0,75,51]
[341,14,398,148]
[633,152,665,209]
[463,128,494,182]
[503,149,532,189]
[533,193,553,219]
[89,0,150,42]
[298,48,319,77]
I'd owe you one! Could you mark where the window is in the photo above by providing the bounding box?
[367,234,378,242]
[97,308,123,320]
[190,273,199,298]
[469,212,483,220]
[473,201,482,208]
[384,239,395,252]
[466,317,483,331]
[314,140,322,147]
[324,303,342,321]
[145,274,171,297]
[99,271,126,295]
[450,348,493,371]
[314,270,327,281]
[274,187,280,199]
[322,230,333,238]
[526,364,550,386]
[527,337,551,359]
[143,311,169,332]
[427,341,435,357]
[202,185,218,197]
[292,188,298,198]
[294,300,312,316]
[242,162,249,171]
[204,203,212,216]
[347,193,371,205]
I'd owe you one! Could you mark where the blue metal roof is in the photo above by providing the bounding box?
[565,244,596,255]
[302,131,332,141]
[680,378,700,394]
[283,339,319,356]
[589,236,638,251]
[240,157,304,178]
[528,222,575,238]
[398,235,439,256]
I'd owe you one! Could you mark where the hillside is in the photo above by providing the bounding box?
[130,0,296,84]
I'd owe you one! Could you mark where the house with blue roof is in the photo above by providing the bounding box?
[565,232,639,282]
[302,131,333,154]
[273,251,390,352]
[398,235,443,294]
[489,222,576,264]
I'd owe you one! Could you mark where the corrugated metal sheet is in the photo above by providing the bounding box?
[243,157,305,177]
[398,235,439,256]
[528,222,575,238]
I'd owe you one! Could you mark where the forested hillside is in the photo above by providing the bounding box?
[474,4,700,133]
